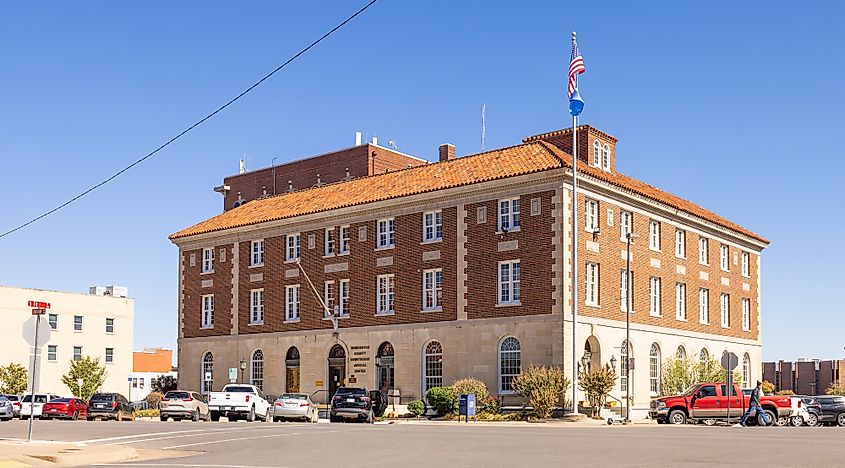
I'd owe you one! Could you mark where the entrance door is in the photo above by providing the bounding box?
[327,344,346,399]
[376,342,395,394]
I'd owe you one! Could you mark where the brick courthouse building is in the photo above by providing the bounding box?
[170,126,768,418]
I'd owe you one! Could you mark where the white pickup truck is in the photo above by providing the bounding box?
[208,384,271,422]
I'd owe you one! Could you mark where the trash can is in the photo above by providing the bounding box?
[458,394,476,422]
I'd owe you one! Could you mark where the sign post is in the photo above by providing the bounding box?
[228,367,238,383]
[27,305,48,443]
[721,351,739,425]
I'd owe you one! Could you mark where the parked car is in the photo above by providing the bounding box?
[0,397,13,421]
[159,391,210,422]
[20,394,60,419]
[41,398,88,420]
[649,382,792,425]
[781,396,809,427]
[272,394,318,422]
[797,396,822,427]
[330,387,374,423]
[208,384,272,422]
[369,390,387,417]
[0,395,21,418]
[815,395,845,426]
[87,393,134,421]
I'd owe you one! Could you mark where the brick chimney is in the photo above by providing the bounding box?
[438,144,455,162]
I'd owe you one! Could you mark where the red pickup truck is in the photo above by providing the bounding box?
[649,382,792,425]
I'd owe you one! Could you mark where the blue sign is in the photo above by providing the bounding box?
[459,394,476,422]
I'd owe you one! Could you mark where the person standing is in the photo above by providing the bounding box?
[739,380,769,427]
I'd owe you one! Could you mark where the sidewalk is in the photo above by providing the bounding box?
[0,440,137,466]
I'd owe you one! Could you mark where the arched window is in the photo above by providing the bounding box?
[285,346,300,393]
[676,345,687,360]
[592,140,601,166]
[699,348,710,363]
[499,337,521,394]
[602,144,611,171]
[251,349,264,391]
[649,343,661,395]
[742,353,751,388]
[423,341,443,394]
[620,340,631,392]
[377,342,395,394]
[201,352,213,394]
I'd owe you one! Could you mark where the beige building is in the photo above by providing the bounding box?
[0,285,134,396]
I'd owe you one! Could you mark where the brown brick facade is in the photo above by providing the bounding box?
[182,245,234,338]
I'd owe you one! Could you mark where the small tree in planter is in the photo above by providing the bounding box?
[578,365,617,419]
[407,400,425,418]
[511,366,571,420]
[426,387,455,416]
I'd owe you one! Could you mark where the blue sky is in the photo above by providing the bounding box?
[1,1,842,362]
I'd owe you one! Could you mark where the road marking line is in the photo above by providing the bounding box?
[111,427,297,445]
[83,425,277,444]
[162,429,353,449]
[94,464,287,467]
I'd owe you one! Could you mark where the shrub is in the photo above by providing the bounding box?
[136,408,160,418]
[480,395,500,414]
[511,366,571,419]
[407,400,425,416]
[145,392,163,408]
[450,378,490,405]
[775,390,795,396]
[426,386,455,416]
[578,365,617,419]
[761,381,775,395]
[827,383,845,396]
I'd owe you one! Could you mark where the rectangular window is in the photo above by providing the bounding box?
[620,270,633,312]
[675,283,686,321]
[251,239,264,266]
[720,244,730,271]
[699,288,709,324]
[325,228,336,256]
[285,285,300,321]
[649,220,661,251]
[48,314,58,330]
[286,234,301,261]
[675,229,686,258]
[498,260,521,305]
[742,298,751,331]
[339,279,350,317]
[47,345,57,361]
[649,276,661,316]
[422,269,443,311]
[73,315,83,332]
[720,293,730,328]
[105,348,114,363]
[132,378,138,388]
[339,226,351,254]
[323,281,336,317]
[423,211,443,242]
[620,211,632,241]
[699,237,709,265]
[377,219,395,248]
[105,318,114,334]
[498,198,521,231]
[585,262,599,306]
[73,346,82,361]
[202,247,214,273]
[201,295,214,328]
[376,274,395,314]
[250,289,265,324]
[140,378,145,389]
[741,252,750,277]
[585,199,598,232]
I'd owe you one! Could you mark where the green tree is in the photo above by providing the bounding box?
[578,365,617,419]
[826,383,845,396]
[0,363,28,395]
[61,356,107,401]
[425,387,455,416]
[151,375,178,394]
[511,365,571,419]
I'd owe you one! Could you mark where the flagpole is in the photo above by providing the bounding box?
[570,31,579,415]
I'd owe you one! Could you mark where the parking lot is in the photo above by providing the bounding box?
[1,418,844,467]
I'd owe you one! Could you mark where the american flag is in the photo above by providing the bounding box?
[568,41,585,97]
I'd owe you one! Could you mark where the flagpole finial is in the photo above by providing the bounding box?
[572,31,577,43]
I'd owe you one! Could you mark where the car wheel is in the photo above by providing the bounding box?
[806,413,819,427]
[760,409,776,426]
[790,416,803,427]
[837,413,845,427]
[702,418,717,426]
[160,416,168,422]
[210,411,220,422]
[192,410,200,422]
[668,410,687,425]
[329,414,339,423]
[776,415,789,427]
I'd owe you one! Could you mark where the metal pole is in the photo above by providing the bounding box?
[626,233,632,423]
[272,157,278,195]
[571,112,579,414]
[27,314,40,442]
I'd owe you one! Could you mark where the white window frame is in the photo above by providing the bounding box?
[497,260,521,305]
[73,315,83,332]
[202,247,214,273]
[423,211,442,242]
[649,343,661,395]
[620,211,632,242]
[620,269,632,312]
[339,279,350,317]
[250,289,264,325]
[585,262,599,306]
[323,281,335,317]
[325,228,336,256]
[699,288,709,324]
[699,237,709,265]
[201,294,214,329]
[720,293,730,328]
[286,234,301,262]
[422,269,443,311]
[742,298,750,331]
[675,282,686,321]
[250,239,264,266]
[592,140,601,167]
[498,337,521,394]
[675,229,686,258]
[339,225,351,254]
[720,244,730,271]
[498,198,521,232]
[285,285,300,322]
[649,220,661,251]
[741,252,750,277]
[47,345,57,362]
[585,199,598,232]
[105,318,115,334]
[377,219,395,249]
[73,346,83,361]
[602,143,611,171]
[649,276,661,316]
[48,313,58,330]
[105,348,114,364]
[376,274,395,315]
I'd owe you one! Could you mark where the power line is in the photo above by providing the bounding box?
[0,0,379,240]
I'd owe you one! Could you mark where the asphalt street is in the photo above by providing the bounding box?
[1,419,843,467]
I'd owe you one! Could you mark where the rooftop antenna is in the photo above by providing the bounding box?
[239,158,246,174]
[388,140,397,149]
[481,103,487,151]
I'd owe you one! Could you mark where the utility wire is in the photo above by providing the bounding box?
[0,0,379,240]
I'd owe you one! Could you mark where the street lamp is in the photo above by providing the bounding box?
[610,355,617,373]
[239,359,247,384]
[581,350,592,373]
[624,231,639,423]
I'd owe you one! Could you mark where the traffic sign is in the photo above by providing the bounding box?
[721,351,739,371]
[228,367,237,383]
[28,301,51,309]
[22,316,52,347]
[128,377,133,382]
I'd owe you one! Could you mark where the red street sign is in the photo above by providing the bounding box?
[27,301,51,309]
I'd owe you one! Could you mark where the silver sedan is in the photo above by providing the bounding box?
[0,397,13,421]
[272,394,318,423]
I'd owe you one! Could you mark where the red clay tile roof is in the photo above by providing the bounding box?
[170,140,767,244]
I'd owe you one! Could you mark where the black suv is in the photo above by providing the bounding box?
[87,393,134,421]
[815,395,845,426]
[330,387,373,423]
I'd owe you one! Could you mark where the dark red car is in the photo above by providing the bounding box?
[41,398,88,420]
